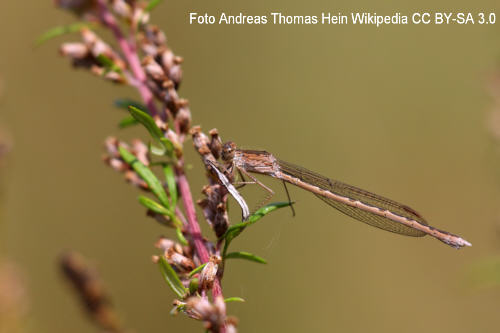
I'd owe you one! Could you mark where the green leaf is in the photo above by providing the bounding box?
[115,100,145,128]
[119,146,170,207]
[145,0,164,12]
[36,22,93,46]
[221,202,292,256]
[96,54,123,74]
[149,143,166,156]
[175,227,188,246]
[114,99,147,111]
[160,138,175,157]
[158,256,187,298]
[224,297,245,303]
[129,105,162,138]
[118,116,139,128]
[163,164,178,208]
[188,263,207,278]
[128,106,174,157]
[189,278,199,295]
[225,251,267,264]
[138,195,172,215]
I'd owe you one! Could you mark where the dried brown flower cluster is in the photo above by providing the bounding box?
[54,1,241,332]
[57,0,191,132]
[60,252,124,333]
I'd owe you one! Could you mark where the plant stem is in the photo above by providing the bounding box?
[96,0,159,116]
[95,2,226,328]
[176,169,210,263]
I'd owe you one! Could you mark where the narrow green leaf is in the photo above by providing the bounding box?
[175,227,188,246]
[224,297,245,303]
[96,54,123,74]
[128,106,173,157]
[163,164,178,208]
[189,278,199,295]
[149,143,166,156]
[145,0,164,12]
[221,202,292,256]
[188,263,207,278]
[129,105,163,139]
[118,116,139,128]
[138,195,171,215]
[225,251,267,264]
[119,146,169,207]
[158,257,187,298]
[246,201,293,223]
[114,99,147,111]
[36,22,92,46]
[160,138,175,157]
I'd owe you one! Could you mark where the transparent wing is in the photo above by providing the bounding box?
[277,159,427,237]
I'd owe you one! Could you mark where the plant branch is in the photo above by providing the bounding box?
[176,168,209,263]
[96,0,159,116]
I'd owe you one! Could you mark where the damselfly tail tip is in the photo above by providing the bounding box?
[454,236,472,249]
[460,239,472,248]
[441,237,472,249]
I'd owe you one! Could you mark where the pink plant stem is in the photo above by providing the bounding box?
[96,2,226,327]
[177,169,225,305]
[96,0,159,116]
[176,170,210,263]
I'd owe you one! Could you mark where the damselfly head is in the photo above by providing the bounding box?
[221,141,236,162]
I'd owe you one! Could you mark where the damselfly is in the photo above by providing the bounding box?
[219,141,471,249]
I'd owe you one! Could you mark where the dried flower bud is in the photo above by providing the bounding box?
[226,316,239,332]
[60,42,89,59]
[169,65,183,88]
[176,106,192,134]
[90,65,126,83]
[125,170,148,189]
[154,116,168,132]
[226,323,238,333]
[213,296,226,319]
[155,237,175,251]
[166,129,183,158]
[104,137,120,156]
[174,56,183,65]
[209,129,222,159]
[110,0,131,18]
[186,297,212,320]
[81,29,126,70]
[166,248,195,272]
[143,55,166,81]
[163,81,180,112]
[141,43,158,57]
[107,157,128,172]
[133,8,150,26]
[186,295,226,331]
[146,210,173,226]
[160,49,175,69]
[131,139,149,166]
[199,256,220,291]
[143,25,167,46]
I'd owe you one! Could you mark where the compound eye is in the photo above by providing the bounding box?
[221,141,235,161]
[223,142,233,153]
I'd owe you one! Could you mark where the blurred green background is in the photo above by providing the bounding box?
[2,1,500,332]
